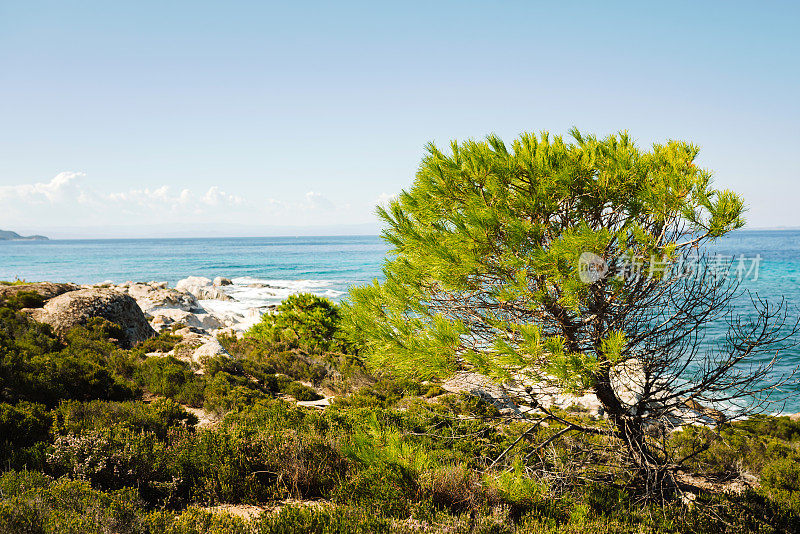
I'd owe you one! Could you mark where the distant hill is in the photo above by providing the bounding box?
[0,230,48,241]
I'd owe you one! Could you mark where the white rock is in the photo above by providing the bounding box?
[150,309,223,331]
[125,283,201,313]
[297,396,333,409]
[197,314,224,330]
[193,338,229,362]
[150,315,174,331]
[213,277,233,286]
[176,276,213,288]
[176,276,232,301]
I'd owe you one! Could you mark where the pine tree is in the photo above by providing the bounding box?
[344,129,795,495]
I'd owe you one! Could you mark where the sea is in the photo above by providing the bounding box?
[2,231,799,411]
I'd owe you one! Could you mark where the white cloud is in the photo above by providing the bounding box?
[0,171,84,203]
[202,186,243,206]
[375,192,398,207]
[0,172,353,230]
[304,191,335,211]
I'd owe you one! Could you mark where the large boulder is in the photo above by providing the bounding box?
[31,288,156,348]
[0,282,80,304]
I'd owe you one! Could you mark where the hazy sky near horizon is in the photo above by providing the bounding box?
[1,1,798,237]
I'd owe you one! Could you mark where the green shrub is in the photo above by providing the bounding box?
[0,306,62,358]
[422,464,485,513]
[146,507,251,534]
[1,290,45,310]
[136,356,205,406]
[0,401,51,469]
[53,398,198,439]
[331,378,426,409]
[0,472,146,534]
[48,428,167,491]
[220,398,328,435]
[762,456,800,493]
[332,462,416,518]
[735,414,800,442]
[282,381,322,401]
[185,427,347,503]
[246,294,349,353]
[0,310,138,406]
[131,332,183,356]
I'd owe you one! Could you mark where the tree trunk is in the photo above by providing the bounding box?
[593,376,676,498]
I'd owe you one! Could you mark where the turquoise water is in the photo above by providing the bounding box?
[1,231,799,411]
[0,235,390,293]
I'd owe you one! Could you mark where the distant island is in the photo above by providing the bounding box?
[0,230,48,241]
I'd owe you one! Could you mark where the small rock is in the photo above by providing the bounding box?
[247,282,279,289]
[213,277,233,286]
[193,338,229,362]
[173,326,209,337]
[151,315,174,331]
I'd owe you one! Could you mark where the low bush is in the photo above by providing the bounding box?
[136,356,205,406]
[332,462,417,518]
[131,332,183,356]
[48,428,168,491]
[282,381,322,401]
[246,294,350,354]
[0,401,51,469]
[0,471,147,534]
[53,397,198,439]
[1,290,45,310]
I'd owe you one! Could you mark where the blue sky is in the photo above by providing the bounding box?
[1,1,797,237]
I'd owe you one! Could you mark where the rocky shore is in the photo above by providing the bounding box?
[1,276,278,364]
[97,276,275,335]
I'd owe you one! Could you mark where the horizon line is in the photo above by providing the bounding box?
[3,225,800,242]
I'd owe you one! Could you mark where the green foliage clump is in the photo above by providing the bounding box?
[332,462,417,518]
[0,279,29,286]
[281,380,322,401]
[0,311,138,407]
[131,332,183,356]
[1,290,45,310]
[53,397,198,439]
[136,356,205,406]
[0,401,51,469]
[0,471,147,534]
[246,294,349,353]
[48,427,170,492]
[331,377,427,409]
[257,505,390,533]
